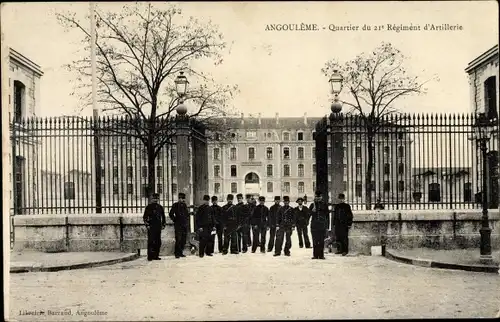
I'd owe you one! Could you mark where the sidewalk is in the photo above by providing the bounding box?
[10,251,139,273]
[386,248,500,273]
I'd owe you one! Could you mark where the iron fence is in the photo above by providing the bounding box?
[315,113,499,210]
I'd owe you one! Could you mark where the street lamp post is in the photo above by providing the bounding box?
[474,113,493,264]
[328,70,344,206]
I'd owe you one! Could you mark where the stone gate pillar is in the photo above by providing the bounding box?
[315,117,329,203]
[175,108,191,208]
[329,112,344,206]
[191,121,208,207]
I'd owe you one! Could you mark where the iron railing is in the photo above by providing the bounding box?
[315,113,499,210]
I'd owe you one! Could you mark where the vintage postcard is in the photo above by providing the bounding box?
[2,1,499,321]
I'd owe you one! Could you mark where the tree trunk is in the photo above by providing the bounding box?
[147,140,156,201]
[365,127,375,210]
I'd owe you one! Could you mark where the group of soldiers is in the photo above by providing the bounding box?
[144,190,354,261]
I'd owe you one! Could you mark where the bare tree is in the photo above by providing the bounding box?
[56,3,238,196]
[322,42,437,209]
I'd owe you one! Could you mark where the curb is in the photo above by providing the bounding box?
[10,253,140,273]
[385,250,499,274]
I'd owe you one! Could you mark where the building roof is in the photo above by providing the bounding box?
[464,44,499,74]
[412,167,471,177]
[220,115,322,130]
[9,48,44,77]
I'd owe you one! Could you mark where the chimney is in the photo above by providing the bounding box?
[241,113,244,125]
[275,113,279,125]
[258,113,262,125]
[304,112,307,125]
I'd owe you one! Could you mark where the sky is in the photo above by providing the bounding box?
[1,1,498,118]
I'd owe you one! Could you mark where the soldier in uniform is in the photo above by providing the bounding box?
[267,196,281,252]
[332,193,354,256]
[210,196,224,253]
[251,196,269,253]
[310,191,329,260]
[222,194,238,255]
[273,196,296,257]
[235,193,250,253]
[245,195,255,247]
[195,195,216,257]
[143,193,166,261]
[168,192,190,259]
[295,197,311,248]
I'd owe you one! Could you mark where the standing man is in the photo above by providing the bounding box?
[310,191,329,260]
[235,193,250,253]
[274,196,296,257]
[168,192,190,259]
[332,193,354,256]
[251,196,269,253]
[267,196,281,252]
[143,193,166,261]
[195,195,216,257]
[210,196,224,253]
[245,195,255,247]
[222,194,238,255]
[295,197,311,248]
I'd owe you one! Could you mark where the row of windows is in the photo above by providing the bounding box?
[100,165,172,179]
[215,163,407,178]
[214,181,311,194]
[102,149,175,160]
[63,182,176,199]
[233,131,308,141]
[213,146,406,161]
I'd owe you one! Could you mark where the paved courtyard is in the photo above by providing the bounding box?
[8,237,500,321]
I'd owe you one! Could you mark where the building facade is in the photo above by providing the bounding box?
[8,48,43,214]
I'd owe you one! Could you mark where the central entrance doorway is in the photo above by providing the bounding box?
[244,172,260,198]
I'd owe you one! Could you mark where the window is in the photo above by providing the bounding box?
[231,182,237,193]
[484,76,498,120]
[298,164,304,177]
[231,132,237,139]
[428,183,441,202]
[398,146,405,158]
[214,183,221,194]
[283,164,290,177]
[127,183,133,194]
[283,132,290,141]
[171,165,177,178]
[313,164,316,175]
[383,180,390,192]
[312,147,315,159]
[13,80,25,123]
[298,182,305,193]
[64,182,75,200]
[248,147,255,160]
[126,166,133,178]
[267,182,273,193]
[267,165,273,177]
[384,163,390,175]
[213,148,220,160]
[157,166,163,178]
[398,181,405,192]
[230,147,237,160]
[246,130,257,139]
[464,182,472,202]
[355,181,362,197]
[171,183,178,195]
[214,165,221,177]
[283,147,290,159]
[398,163,405,174]
[141,166,148,178]
[298,147,304,159]
[355,147,362,159]
[113,183,119,195]
[101,167,105,177]
[113,166,119,178]
[283,182,290,193]
[141,184,148,197]
[230,165,237,177]
[157,184,163,194]
[266,147,273,159]
[297,132,304,141]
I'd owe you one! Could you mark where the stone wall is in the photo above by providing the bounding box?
[13,209,500,255]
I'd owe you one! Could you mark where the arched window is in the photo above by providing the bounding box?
[13,80,25,123]
[484,76,498,119]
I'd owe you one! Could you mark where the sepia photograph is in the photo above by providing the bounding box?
[1,1,499,320]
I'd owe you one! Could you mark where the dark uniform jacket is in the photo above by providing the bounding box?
[195,204,215,230]
[332,203,353,229]
[211,204,224,227]
[144,202,166,231]
[234,202,250,227]
[277,205,296,228]
[244,203,255,225]
[222,203,237,228]
[295,205,311,226]
[268,204,281,227]
[251,204,269,227]
[168,201,189,228]
[309,201,330,231]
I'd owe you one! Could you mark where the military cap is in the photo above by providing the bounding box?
[178,192,186,199]
[315,190,322,197]
[245,194,252,199]
[236,193,243,198]
[283,196,290,202]
[227,194,234,200]
[274,196,281,201]
[338,193,346,199]
[211,196,218,202]
[296,197,304,203]
[258,196,265,201]
[203,195,210,201]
